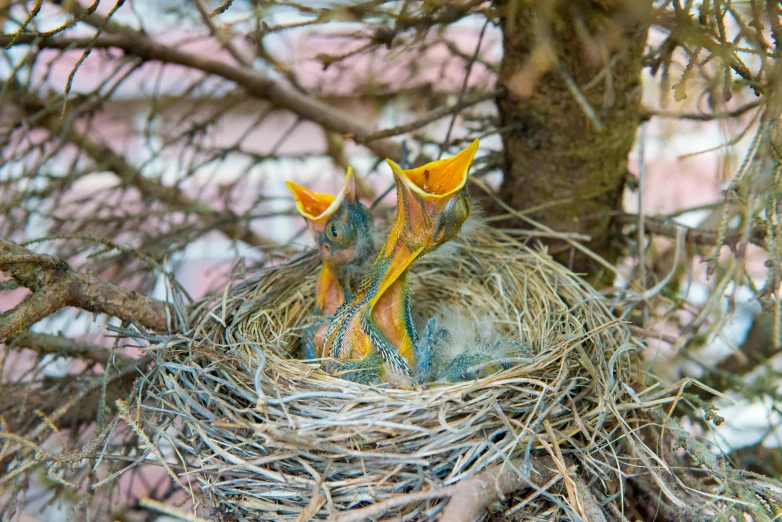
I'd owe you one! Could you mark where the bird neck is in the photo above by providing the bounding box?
[326,188,426,363]
[315,264,345,317]
[360,209,423,364]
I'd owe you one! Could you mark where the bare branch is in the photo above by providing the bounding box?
[0,240,173,341]
[627,325,679,345]
[3,79,282,251]
[333,456,558,522]
[7,331,129,365]
[363,89,502,142]
[0,282,70,342]
[0,32,404,162]
[193,0,252,67]
[642,99,763,121]
[616,213,767,249]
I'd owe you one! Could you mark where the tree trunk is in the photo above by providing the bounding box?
[495,0,652,277]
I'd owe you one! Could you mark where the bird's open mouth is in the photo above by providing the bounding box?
[387,139,479,201]
[286,168,355,221]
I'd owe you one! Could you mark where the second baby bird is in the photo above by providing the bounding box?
[286,169,374,358]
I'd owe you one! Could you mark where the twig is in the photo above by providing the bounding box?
[615,213,767,249]
[331,489,451,522]
[0,33,403,163]
[137,498,208,522]
[642,99,763,121]
[0,240,173,340]
[6,331,128,365]
[637,122,648,327]
[209,0,234,18]
[364,89,502,142]
[439,19,490,159]
[626,325,679,345]
[555,61,603,131]
[193,0,252,67]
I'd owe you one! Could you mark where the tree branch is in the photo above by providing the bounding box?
[363,89,503,141]
[438,456,560,522]
[332,455,558,522]
[641,99,763,121]
[616,213,767,249]
[2,79,282,251]
[7,331,129,366]
[0,32,403,162]
[0,283,71,342]
[0,240,173,341]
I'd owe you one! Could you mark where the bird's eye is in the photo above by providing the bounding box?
[330,223,338,238]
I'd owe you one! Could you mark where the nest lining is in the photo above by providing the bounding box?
[137,226,779,521]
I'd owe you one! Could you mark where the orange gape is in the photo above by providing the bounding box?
[322,140,479,383]
[286,169,374,359]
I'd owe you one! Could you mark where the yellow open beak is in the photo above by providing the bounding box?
[286,168,357,222]
[386,139,479,201]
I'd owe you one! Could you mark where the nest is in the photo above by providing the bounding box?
[139,227,780,521]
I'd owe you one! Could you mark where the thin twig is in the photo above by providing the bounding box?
[364,90,502,142]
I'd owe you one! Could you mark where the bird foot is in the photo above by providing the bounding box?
[321,352,383,385]
[322,352,415,388]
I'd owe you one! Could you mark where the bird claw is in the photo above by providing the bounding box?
[322,353,384,385]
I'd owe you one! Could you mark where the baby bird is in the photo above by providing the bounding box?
[286,168,374,358]
[322,140,479,385]
[420,311,532,383]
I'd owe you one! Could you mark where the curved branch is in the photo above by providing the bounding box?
[0,283,71,341]
[0,240,173,341]
[0,33,403,162]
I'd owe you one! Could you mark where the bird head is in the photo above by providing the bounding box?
[286,168,374,275]
[386,139,478,255]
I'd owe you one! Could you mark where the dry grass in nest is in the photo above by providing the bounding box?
[138,226,781,521]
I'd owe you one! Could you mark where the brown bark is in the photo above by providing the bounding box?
[0,240,173,341]
[439,456,560,522]
[495,0,652,274]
